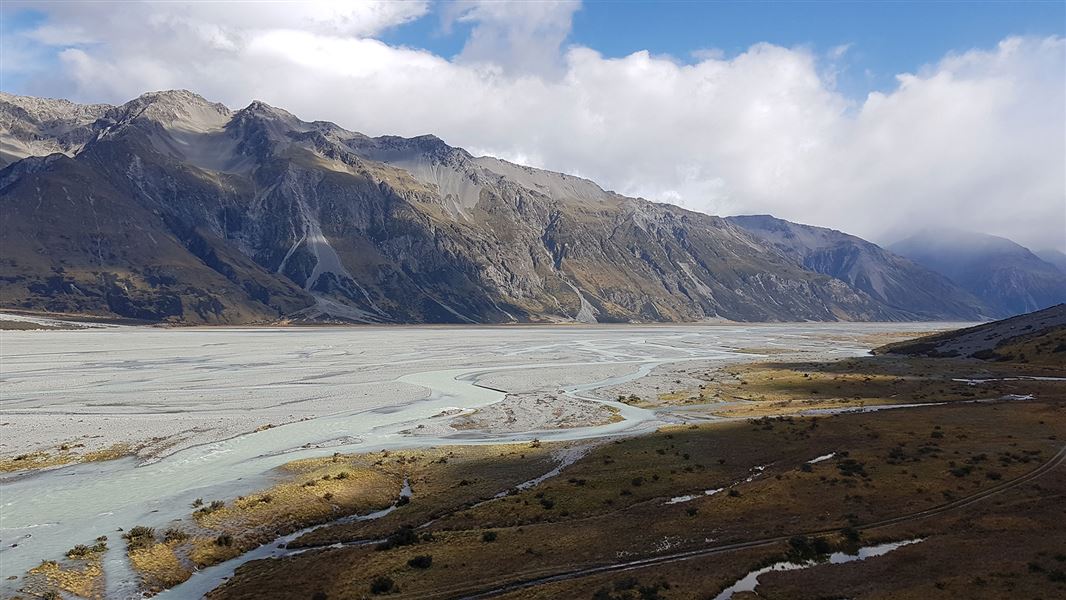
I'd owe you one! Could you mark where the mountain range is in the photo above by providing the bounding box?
[889,229,1066,318]
[1,90,1062,325]
[725,215,990,320]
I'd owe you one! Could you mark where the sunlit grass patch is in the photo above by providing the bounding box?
[0,442,132,473]
[129,541,193,591]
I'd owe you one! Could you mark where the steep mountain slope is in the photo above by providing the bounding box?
[1036,249,1066,274]
[889,229,1066,317]
[0,90,944,324]
[727,215,989,320]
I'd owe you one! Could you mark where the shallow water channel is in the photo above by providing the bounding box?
[0,323,950,596]
[713,539,924,600]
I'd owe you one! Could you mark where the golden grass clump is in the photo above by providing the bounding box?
[129,542,193,591]
[0,443,131,473]
[27,558,104,599]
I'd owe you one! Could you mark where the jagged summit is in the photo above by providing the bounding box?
[132,88,220,108]
[239,99,302,122]
[103,89,231,132]
[0,91,110,123]
[0,92,110,165]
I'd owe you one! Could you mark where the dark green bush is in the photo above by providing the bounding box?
[66,544,91,559]
[376,527,418,551]
[407,555,433,569]
[163,527,189,543]
[370,576,395,594]
[123,526,156,550]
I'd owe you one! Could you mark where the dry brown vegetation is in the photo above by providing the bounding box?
[20,540,108,599]
[991,326,1066,366]
[203,356,1065,600]
[0,443,131,473]
[128,542,193,592]
[23,352,1060,600]
[115,456,407,595]
[647,353,1064,417]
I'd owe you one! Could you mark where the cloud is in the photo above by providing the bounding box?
[13,0,430,43]
[2,1,1063,252]
[445,0,580,75]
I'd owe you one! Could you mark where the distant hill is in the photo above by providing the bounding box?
[889,229,1066,318]
[875,304,1066,365]
[728,215,990,320]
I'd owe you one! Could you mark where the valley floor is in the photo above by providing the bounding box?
[4,322,1064,599]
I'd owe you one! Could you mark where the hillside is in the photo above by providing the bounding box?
[890,229,1066,317]
[1036,249,1066,274]
[728,215,990,320]
[875,304,1066,364]
[0,90,982,325]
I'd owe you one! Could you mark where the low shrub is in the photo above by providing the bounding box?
[123,526,156,551]
[163,527,189,543]
[376,527,418,551]
[66,544,91,559]
[407,555,433,569]
[370,576,395,594]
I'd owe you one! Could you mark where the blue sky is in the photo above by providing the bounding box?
[5,1,1064,99]
[379,1,1066,98]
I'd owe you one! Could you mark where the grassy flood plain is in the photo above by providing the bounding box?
[15,354,1066,600]
[204,357,1064,600]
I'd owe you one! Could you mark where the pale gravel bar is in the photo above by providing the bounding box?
[0,320,958,594]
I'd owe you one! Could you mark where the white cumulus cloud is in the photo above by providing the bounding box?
[2,1,1063,251]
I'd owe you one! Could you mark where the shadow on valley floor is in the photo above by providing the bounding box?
[199,359,1065,600]
[14,353,1066,600]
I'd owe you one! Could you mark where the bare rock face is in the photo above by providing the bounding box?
[0,90,962,325]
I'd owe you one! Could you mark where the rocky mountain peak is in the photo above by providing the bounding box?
[362,133,472,162]
[889,228,1066,316]
[0,91,110,125]
[237,100,303,125]
[728,214,992,320]
[0,92,111,165]
[105,89,231,132]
